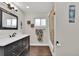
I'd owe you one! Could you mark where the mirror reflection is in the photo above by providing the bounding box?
[0,7,18,29]
[2,12,17,28]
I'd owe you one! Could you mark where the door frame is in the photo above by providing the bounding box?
[48,2,56,55]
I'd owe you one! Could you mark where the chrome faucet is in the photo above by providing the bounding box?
[12,32,16,37]
[9,32,16,38]
[9,35,12,38]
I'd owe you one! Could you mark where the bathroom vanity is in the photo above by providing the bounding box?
[0,5,30,56]
[0,34,30,56]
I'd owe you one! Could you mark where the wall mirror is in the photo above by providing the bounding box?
[0,7,18,30]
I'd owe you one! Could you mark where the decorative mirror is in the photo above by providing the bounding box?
[0,7,18,30]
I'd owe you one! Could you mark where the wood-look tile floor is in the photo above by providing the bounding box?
[29,46,52,56]
[21,46,52,56]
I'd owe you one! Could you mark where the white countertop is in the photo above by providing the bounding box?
[0,34,29,46]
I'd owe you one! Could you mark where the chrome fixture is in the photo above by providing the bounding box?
[3,2,18,12]
[12,32,16,37]
[9,32,16,38]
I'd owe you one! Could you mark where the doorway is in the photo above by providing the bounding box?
[49,3,56,55]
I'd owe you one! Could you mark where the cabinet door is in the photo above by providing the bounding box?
[26,36,30,49]
[18,39,23,48]
[49,11,54,45]
[22,38,26,47]
[4,36,30,56]
[23,36,30,49]
[20,36,30,56]
[4,41,18,56]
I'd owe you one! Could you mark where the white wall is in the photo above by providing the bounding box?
[23,13,50,46]
[56,2,79,56]
[0,3,25,38]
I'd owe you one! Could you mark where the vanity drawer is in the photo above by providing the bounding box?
[4,39,23,56]
[23,36,30,47]
[4,41,18,54]
[5,45,24,56]
[6,47,22,56]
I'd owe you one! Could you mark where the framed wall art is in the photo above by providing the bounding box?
[27,20,31,25]
[69,5,75,23]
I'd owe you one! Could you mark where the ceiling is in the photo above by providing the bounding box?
[13,2,53,16]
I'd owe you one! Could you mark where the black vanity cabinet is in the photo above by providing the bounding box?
[3,36,30,56]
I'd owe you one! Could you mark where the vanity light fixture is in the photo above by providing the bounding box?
[3,2,18,12]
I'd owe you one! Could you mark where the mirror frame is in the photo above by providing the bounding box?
[0,7,18,30]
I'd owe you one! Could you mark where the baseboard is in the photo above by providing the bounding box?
[30,43,49,46]
[49,40,54,56]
